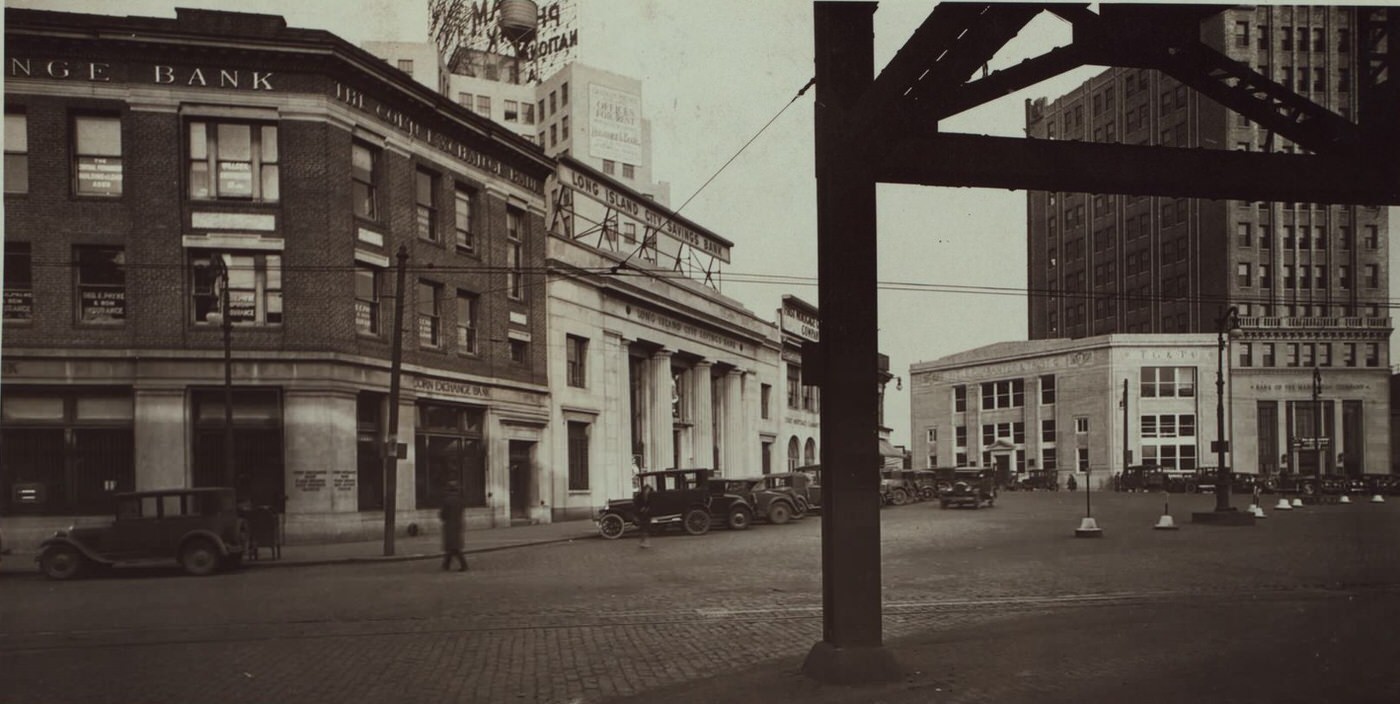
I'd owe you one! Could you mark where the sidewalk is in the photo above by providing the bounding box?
[1,518,599,572]
[248,519,598,568]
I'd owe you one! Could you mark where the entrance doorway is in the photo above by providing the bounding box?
[993,453,1013,488]
[509,441,534,521]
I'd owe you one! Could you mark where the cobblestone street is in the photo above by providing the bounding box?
[4,491,1399,703]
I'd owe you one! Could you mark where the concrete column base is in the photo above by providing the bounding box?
[1191,509,1256,526]
[801,641,903,685]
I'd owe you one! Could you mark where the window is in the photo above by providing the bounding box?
[1260,225,1272,249]
[603,159,616,176]
[504,100,519,123]
[1364,225,1378,249]
[622,163,635,180]
[510,339,528,363]
[522,103,535,125]
[1319,343,1332,367]
[1282,26,1293,51]
[1339,28,1350,52]
[351,141,378,219]
[396,59,414,75]
[1042,419,1056,443]
[456,291,478,354]
[507,207,525,300]
[1042,448,1057,471]
[549,124,557,147]
[1313,28,1325,52]
[1260,343,1275,366]
[1365,264,1379,288]
[189,121,279,201]
[416,168,439,242]
[761,384,772,420]
[926,427,938,445]
[3,242,33,321]
[1237,262,1252,287]
[475,95,491,118]
[1238,342,1252,367]
[1077,448,1089,471]
[1140,367,1196,398]
[567,421,589,491]
[1234,21,1250,47]
[560,81,569,106]
[954,385,967,412]
[980,379,1025,409]
[1075,417,1089,434]
[1365,343,1379,367]
[1285,343,1299,367]
[787,364,801,409]
[1343,343,1356,367]
[4,112,27,193]
[1339,265,1350,289]
[454,186,476,254]
[549,90,557,116]
[561,115,570,140]
[458,92,473,107]
[566,335,588,387]
[73,115,123,196]
[355,265,381,335]
[1315,265,1326,289]
[1041,375,1056,404]
[417,281,442,347]
[191,251,283,325]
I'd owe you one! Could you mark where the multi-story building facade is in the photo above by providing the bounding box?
[1,7,555,539]
[1021,6,1391,479]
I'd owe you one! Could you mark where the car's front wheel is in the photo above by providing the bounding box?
[683,508,711,536]
[768,501,792,525]
[727,506,753,531]
[598,513,626,540]
[40,545,86,581]
[891,488,910,506]
[180,539,221,576]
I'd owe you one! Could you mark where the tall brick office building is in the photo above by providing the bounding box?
[1023,6,1390,478]
[2,8,555,538]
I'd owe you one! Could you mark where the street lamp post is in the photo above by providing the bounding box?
[1313,366,1323,482]
[207,256,236,493]
[1213,306,1242,513]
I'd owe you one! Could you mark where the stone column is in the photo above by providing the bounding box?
[134,388,188,490]
[648,349,674,470]
[693,361,715,471]
[723,369,747,473]
[282,389,358,515]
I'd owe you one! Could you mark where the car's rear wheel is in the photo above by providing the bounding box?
[768,501,792,525]
[727,506,753,531]
[683,508,711,536]
[598,513,626,540]
[40,545,86,581]
[891,488,910,506]
[180,539,221,576]
[793,497,809,518]
[1301,482,1317,496]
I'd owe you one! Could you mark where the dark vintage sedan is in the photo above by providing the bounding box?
[36,487,249,579]
[732,474,809,524]
[937,469,997,509]
[596,468,714,540]
[794,465,823,511]
[707,478,759,530]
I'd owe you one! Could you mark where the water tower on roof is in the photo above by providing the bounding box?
[499,0,539,47]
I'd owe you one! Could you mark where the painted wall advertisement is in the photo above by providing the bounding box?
[588,83,642,164]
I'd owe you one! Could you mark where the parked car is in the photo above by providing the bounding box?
[596,468,713,540]
[36,488,249,580]
[879,469,918,506]
[1019,469,1059,491]
[1119,465,1166,493]
[910,469,941,500]
[794,465,823,511]
[734,474,808,524]
[707,478,758,530]
[937,469,997,509]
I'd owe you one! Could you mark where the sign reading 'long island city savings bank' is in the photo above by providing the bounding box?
[557,161,731,263]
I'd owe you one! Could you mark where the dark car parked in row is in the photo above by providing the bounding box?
[36,488,249,579]
[596,468,713,540]
[708,478,760,530]
[937,469,997,509]
[735,474,809,524]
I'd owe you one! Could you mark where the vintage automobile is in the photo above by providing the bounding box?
[879,468,919,506]
[794,465,823,511]
[596,468,713,540]
[1118,465,1166,493]
[36,488,249,580]
[937,469,997,509]
[1018,469,1059,491]
[1278,472,1347,496]
[707,478,759,530]
[733,474,808,524]
[910,469,941,500]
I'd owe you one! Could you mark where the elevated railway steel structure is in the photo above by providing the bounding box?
[807,2,1398,683]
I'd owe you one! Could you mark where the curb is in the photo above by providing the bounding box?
[241,533,599,569]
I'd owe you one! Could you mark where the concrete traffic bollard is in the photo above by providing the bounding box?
[1291,497,1304,507]
[1274,498,1293,510]
[1250,504,1267,519]
[1372,494,1386,504]
[1339,494,1351,504]
[1154,502,1178,531]
[1075,516,1103,538]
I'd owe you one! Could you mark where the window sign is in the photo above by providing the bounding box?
[217,161,253,197]
[77,246,126,323]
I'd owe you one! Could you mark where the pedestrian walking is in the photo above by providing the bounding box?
[440,480,467,571]
[1067,474,1078,492]
[635,478,655,549]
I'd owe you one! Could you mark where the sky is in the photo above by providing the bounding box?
[7,1,1393,448]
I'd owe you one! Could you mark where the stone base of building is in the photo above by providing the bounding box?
[1190,509,1256,526]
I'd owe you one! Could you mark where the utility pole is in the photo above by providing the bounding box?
[383,244,408,557]
[1313,366,1323,481]
[1121,379,1129,479]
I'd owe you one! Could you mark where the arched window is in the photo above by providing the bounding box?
[787,436,800,471]
[804,438,816,466]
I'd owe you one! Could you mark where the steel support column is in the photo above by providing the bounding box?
[802,2,902,684]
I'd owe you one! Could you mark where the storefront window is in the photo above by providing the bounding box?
[415,403,486,508]
[1,389,135,515]
[190,388,284,509]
